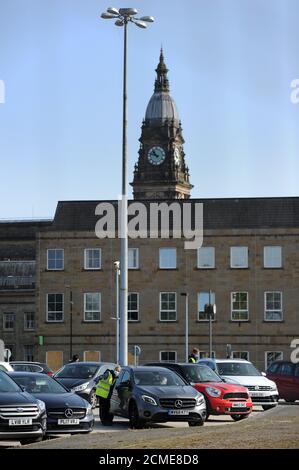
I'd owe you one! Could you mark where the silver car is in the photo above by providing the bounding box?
[110,366,206,428]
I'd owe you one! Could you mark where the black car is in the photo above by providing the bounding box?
[110,366,206,429]
[0,370,47,445]
[10,362,54,376]
[54,362,116,408]
[9,372,94,435]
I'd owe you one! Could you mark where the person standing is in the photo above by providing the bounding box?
[188,348,200,363]
[96,365,121,426]
[69,354,79,363]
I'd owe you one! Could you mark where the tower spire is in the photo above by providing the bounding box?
[154,48,169,92]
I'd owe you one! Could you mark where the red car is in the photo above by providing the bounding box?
[145,362,253,421]
[266,361,299,403]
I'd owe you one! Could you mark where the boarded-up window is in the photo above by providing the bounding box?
[83,351,101,362]
[46,351,63,372]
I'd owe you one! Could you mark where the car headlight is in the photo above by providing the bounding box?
[71,382,90,392]
[205,386,222,398]
[196,395,205,406]
[36,399,46,413]
[86,404,93,415]
[270,384,278,391]
[141,395,158,406]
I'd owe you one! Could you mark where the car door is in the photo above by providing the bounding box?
[278,362,295,399]
[111,370,132,417]
[293,364,299,401]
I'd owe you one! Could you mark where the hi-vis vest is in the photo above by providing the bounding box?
[189,356,196,364]
[95,371,116,398]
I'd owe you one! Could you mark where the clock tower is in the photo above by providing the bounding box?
[131,49,193,200]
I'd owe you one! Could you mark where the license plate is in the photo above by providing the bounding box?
[9,418,32,426]
[57,419,80,425]
[232,402,246,408]
[250,392,264,397]
[168,410,189,415]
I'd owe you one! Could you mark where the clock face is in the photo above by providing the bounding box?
[147,146,166,166]
[174,147,181,165]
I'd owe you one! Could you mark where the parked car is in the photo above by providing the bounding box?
[0,370,47,445]
[110,366,206,429]
[0,361,14,373]
[10,362,54,376]
[145,362,253,421]
[198,358,279,410]
[266,361,299,403]
[9,372,94,435]
[54,362,116,408]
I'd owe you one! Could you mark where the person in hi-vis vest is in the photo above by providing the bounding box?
[96,365,121,425]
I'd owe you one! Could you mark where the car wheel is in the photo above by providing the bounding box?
[262,405,276,411]
[89,390,98,409]
[203,396,210,420]
[129,401,146,429]
[19,437,43,445]
[285,399,295,403]
[231,413,250,421]
[188,420,204,427]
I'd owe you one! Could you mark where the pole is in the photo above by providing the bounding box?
[209,289,212,358]
[70,290,73,360]
[115,265,120,364]
[119,19,128,366]
[185,294,189,363]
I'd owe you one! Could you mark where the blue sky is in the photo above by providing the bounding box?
[0,0,298,219]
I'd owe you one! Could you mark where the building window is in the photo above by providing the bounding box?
[84,249,101,270]
[264,292,283,321]
[232,351,249,360]
[159,248,177,269]
[264,246,282,268]
[199,351,216,359]
[198,292,216,321]
[197,247,215,269]
[47,249,64,270]
[159,351,177,362]
[128,293,139,322]
[160,292,177,321]
[24,313,35,330]
[24,345,34,362]
[231,292,249,321]
[47,294,64,322]
[128,248,139,269]
[84,293,101,322]
[3,313,15,331]
[230,247,248,268]
[265,351,283,370]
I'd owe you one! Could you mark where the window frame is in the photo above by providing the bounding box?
[128,248,139,270]
[264,291,283,322]
[3,313,15,331]
[23,345,34,362]
[231,291,249,321]
[159,351,177,363]
[230,246,248,269]
[197,292,216,321]
[159,248,177,270]
[197,247,215,269]
[84,248,102,270]
[232,351,250,360]
[263,246,282,268]
[47,249,64,271]
[265,351,283,370]
[46,293,64,323]
[128,292,139,322]
[24,312,35,331]
[159,292,177,322]
[84,292,101,322]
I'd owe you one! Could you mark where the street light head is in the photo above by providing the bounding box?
[139,16,155,23]
[119,8,138,17]
[101,12,119,19]
[107,7,120,15]
[115,19,124,26]
[134,20,147,29]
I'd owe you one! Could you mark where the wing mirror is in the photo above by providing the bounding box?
[261,371,266,377]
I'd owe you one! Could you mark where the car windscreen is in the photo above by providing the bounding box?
[217,362,261,376]
[55,364,99,379]
[0,372,21,392]
[181,365,222,383]
[134,370,186,387]
[13,375,68,394]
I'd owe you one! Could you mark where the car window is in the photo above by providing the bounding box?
[0,372,21,392]
[181,365,221,383]
[120,371,131,384]
[30,365,44,373]
[267,362,279,374]
[280,363,294,376]
[134,370,186,387]
[294,364,299,377]
[13,364,31,372]
[13,375,67,394]
[55,364,98,379]
[217,362,261,376]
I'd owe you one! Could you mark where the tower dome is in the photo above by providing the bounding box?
[145,49,179,124]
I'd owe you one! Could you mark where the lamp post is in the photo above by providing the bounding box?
[100,7,154,366]
[65,285,73,360]
[180,293,189,363]
[114,261,120,364]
